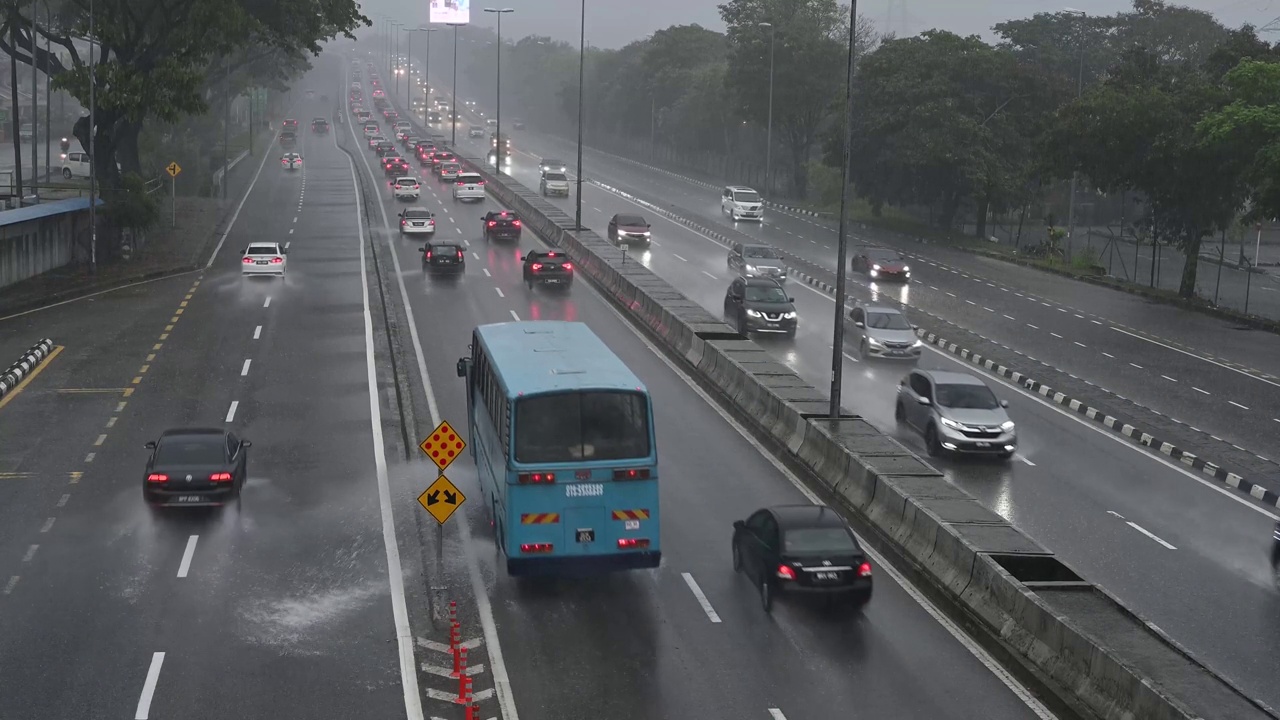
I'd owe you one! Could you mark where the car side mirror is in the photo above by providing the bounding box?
[788,297,795,303]
[854,321,864,328]
[916,396,932,406]
[520,253,528,260]
[1000,400,1009,408]
[242,440,252,448]
[733,520,745,530]
[145,441,156,449]
[456,358,469,378]
[419,247,427,252]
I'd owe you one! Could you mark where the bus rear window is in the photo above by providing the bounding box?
[515,391,650,463]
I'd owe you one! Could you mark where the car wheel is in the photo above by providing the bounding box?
[894,401,906,424]
[925,425,943,457]
[859,339,869,359]
[62,167,72,179]
[738,313,748,335]
[732,540,742,572]
[760,580,773,613]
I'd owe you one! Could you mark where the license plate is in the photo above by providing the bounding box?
[976,442,990,448]
[544,278,561,284]
[576,529,595,543]
[175,495,203,503]
[411,223,423,227]
[766,323,779,328]
[815,572,838,581]
[256,261,268,265]
[889,350,906,356]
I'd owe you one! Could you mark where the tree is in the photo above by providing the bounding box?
[719,0,873,195]
[101,172,161,241]
[1198,60,1280,223]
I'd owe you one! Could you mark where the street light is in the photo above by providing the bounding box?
[450,23,463,144]
[758,21,776,198]
[404,27,437,110]
[392,22,403,99]
[574,0,586,230]
[1064,7,1086,262]
[88,0,97,272]
[483,8,514,169]
[829,0,859,418]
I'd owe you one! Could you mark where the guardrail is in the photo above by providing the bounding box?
[0,339,54,399]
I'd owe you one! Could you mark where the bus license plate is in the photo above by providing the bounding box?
[576,529,594,543]
[565,483,603,497]
[815,571,837,581]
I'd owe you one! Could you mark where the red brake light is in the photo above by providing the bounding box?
[617,538,650,549]
[776,564,797,580]
[613,468,650,480]
[517,472,555,484]
[562,262,573,271]
[858,562,872,577]
[401,219,407,226]
[530,262,543,271]
[478,181,486,185]
[147,473,168,483]
[513,220,521,227]
[271,257,283,264]
[242,257,254,264]
[456,181,464,185]
[487,221,496,227]
[425,251,433,259]
[456,251,463,258]
[520,543,554,554]
[210,472,233,482]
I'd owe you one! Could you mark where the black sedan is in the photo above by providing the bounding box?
[143,428,250,508]
[522,250,573,289]
[422,241,466,274]
[732,505,872,612]
[483,211,522,242]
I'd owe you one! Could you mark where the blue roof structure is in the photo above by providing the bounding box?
[477,321,646,397]
[0,197,103,229]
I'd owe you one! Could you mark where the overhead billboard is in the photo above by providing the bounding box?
[430,0,470,24]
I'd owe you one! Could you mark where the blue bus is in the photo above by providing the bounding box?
[455,321,661,576]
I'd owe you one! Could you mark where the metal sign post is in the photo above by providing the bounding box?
[418,420,467,566]
[166,162,181,227]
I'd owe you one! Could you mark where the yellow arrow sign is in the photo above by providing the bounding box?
[418,475,466,525]
[165,161,182,178]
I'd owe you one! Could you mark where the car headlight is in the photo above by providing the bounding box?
[745,265,757,273]
[746,309,763,318]
[641,231,651,237]
[782,311,797,319]
[902,265,911,273]
[868,337,884,347]
[911,339,923,348]
[1001,421,1016,432]
[940,417,961,429]
[872,264,882,271]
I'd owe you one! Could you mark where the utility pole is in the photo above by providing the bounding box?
[30,0,38,196]
[829,0,858,418]
[450,24,460,145]
[574,0,586,230]
[88,0,96,272]
[43,0,50,182]
[222,56,229,200]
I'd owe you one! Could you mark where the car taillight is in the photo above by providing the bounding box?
[478,181,486,185]
[456,181,464,185]
[520,543,553,554]
[487,221,496,227]
[242,257,254,264]
[271,257,283,264]
[613,468,650,480]
[617,538,650,549]
[425,251,433,259]
[428,219,435,225]
[530,262,543,271]
[210,472,233,482]
[456,251,463,258]
[401,219,407,226]
[517,472,555,484]
[147,473,168,483]
[776,564,796,580]
[513,220,521,227]
[563,262,573,271]
[858,562,872,577]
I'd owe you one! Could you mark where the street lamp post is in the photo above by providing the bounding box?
[450,24,462,145]
[829,0,859,418]
[483,8,514,169]
[1064,7,1086,262]
[88,0,96,273]
[574,0,586,230]
[405,28,436,111]
[759,21,776,197]
[393,23,403,100]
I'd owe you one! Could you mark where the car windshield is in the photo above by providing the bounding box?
[545,172,568,182]
[867,312,911,330]
[442,163,459,170]
[458,174,481,183]
[156,437,225,465]
[733,191,762,203]
[744,246,779,259]
[616,215,646,226]
[543,159,564,166]
[935,383,1001,410]
[405,209,431,218]
[397,179,416,186]
[471,126,483,131]
[783,527,858,554]
[869,251,903,263]
[246,246,277,255]
[745,285,788,303]
[431,244,461,254]
[515,391,651,463]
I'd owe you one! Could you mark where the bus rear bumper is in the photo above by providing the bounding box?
[507,551,661,577]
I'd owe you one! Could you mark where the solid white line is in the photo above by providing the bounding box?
[1126,521,1177,550]
[133,652,165,719]
[680,572,722,623]
[253,325,262,339]
[1111,326,1280,390]
[341,118,426,720]
[509,309,520,321]
[176,535,198,578]
[1229,400,1250,410]
[225,400,238,423]
[768,710,787,720]
[205,132,279,269]
[263,296,271,308]
[241,359,251,376]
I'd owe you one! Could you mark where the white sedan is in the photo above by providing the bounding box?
[241,242,287,276]
[281,153,302,170]
[392,176,421,200]
[398,207,436,235]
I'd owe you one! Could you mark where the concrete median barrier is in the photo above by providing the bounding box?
[0,338,54,398]
[387,99,1280,720]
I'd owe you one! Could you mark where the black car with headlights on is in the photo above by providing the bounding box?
[421,241,466,274]
[724,276,797,337]
[143,428,250,508]
[482,210,522,242]
[608,213,651,246]
[851,245,911,282]
[733,505,872,612]
[522,250,573,289]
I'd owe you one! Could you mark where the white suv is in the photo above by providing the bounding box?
[452,172,486,202]
[392,176,421,200]
[722,185,764,221]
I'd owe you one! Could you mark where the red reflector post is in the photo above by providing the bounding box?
[520,543,553,554]
[147,474,169,483]
[617,538,650,549]
[776,564,796,580]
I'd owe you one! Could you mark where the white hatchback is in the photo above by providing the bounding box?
[241,242,287,276]
[392,176,421,200]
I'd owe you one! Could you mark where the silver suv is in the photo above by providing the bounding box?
[727,242,787,282]
[722,185,763,221]
[895,369,1015,459]
[847,304,921,360]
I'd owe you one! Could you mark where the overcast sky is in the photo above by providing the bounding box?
[444,0,1280,49]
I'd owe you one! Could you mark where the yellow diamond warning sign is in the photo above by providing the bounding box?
[419,420,465,470]
[165,161,182,177]
[418,474,466,525]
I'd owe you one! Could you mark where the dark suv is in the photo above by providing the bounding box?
[723,276,797,338]
[421,241,466,275]
[522,250,573,289]
[311,118,329,133]
[482,211,522,242]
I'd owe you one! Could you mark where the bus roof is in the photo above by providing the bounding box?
[476,321,647,397]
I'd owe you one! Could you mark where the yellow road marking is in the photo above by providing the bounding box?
[146,354,155,362]
[139,365,150,373]
[180,300,188,307]
[0,472,35,478]
[122,389,134,398]
[152,343,163,351]
[93,434,106,446]
[131,376,142,385]
[169,316,179,323]
[174,308,184,316]
[159,333,169,340]
[68,471,83,484]
[0,345,63,410]
[55,388,129,394]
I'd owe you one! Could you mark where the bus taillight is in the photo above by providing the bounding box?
[613,468,650,480]
[518,472,556,484]
[520,543,554,553]
[617,538,650,549]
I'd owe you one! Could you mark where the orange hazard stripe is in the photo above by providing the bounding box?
[521,513,560,524]
[611,509,650,521]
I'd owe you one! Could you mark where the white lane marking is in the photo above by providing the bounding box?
[205,124,279,268]
[1107,510,1125,519]
[1193,387,1210,395]
[1091,319,1103,325]
[1003,314,1015,320]
[2,576,16,594]
[509,310,521,321]
[966,300,977,305]
[133,652,166,719]
[225,401,239,423]
[680,572,722,623]
[339,104,428,720]
[293,216,298,223]
[584,268,1056,719]
[1130,362,1143,369]
[1126,521,1177,550]
[1016,454,1035,466]
[1111,326,1280,390]
[57,493,69,507]
[1161,375,1177,382]
[769,710,787,720]
[263,296,271,308]
[483,268,491,277]
[472,252,479,259]
[1073,341,1086,348]
[253,325,262,340]
[1101,352,1114,358]
[495,287,505,298]
[1026,323,1039,330]
[673,253,688,262]
[84,452,94,462]
[1229,400,1250,410]
[241,359,252,376]
[177,535,199,578]
[22,544,37,562]
[284,241,291,249]
[701,270,717,280]
[39,517,54,533]
[1050,332,1063,339]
